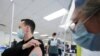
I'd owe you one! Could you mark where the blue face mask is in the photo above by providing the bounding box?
[70,21,100,51]
[17,28,24,39]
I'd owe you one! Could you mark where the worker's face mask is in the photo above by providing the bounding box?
[70,10,100,51]
[17,28,24,39]
[70,21,100,51]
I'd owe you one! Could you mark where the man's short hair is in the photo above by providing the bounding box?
[21,19,35,33]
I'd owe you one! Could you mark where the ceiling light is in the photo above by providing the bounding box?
[34,31,39,34]
[12,32,17,35]
[44,8,68,21]
[40,34,48,37]
[59,24,66,28]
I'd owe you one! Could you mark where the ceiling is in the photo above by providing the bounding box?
[0,0,72,41]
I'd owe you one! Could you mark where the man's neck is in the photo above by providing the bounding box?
[24,33,33,41]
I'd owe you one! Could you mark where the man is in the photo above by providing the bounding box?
[70,0,100,51]
[2,19,44,56]
[47,32,60,56]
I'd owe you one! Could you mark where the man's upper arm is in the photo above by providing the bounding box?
[29,47,42,56]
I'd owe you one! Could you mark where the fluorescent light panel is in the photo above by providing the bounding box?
[12,32,17,35]
[40,34,48,37]
[34,31,39,34]
[44,8,68,21]
[12,31,39,35]
[59,24,66,28]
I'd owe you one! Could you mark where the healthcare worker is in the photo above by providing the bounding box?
[70,0,100,51]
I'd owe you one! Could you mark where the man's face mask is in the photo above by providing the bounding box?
[17,28,24,39]
[70,9,100,51]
